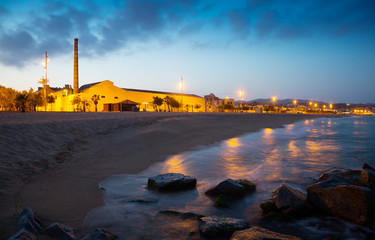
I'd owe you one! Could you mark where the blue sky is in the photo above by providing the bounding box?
[1,0,374,103]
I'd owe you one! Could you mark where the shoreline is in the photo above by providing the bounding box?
[0,112,336,238]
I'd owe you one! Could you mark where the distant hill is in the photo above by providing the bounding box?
[234,98,375,109]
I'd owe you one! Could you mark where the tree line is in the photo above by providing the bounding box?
[152,96,201,112]
[0,85,44,112]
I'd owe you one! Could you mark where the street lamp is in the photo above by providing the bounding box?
[329,104,333,109]
[180,76,183,112]
[239,89,243,108]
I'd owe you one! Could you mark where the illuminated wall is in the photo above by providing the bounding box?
[49,80,205,112]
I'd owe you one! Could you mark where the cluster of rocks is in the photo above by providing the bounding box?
[11,164,374,240]
[148,173,301,239]
[7,208,117,240]
[260,163,375,228]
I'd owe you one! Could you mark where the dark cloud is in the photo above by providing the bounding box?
[0,0,374,67]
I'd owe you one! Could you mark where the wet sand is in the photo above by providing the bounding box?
[0,112,327,238]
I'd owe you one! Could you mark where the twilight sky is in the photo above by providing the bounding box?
[1,0,374,103]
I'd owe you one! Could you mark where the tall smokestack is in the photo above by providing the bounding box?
[73,38,79,94]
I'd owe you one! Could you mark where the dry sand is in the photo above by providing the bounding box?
[0,112,327,238]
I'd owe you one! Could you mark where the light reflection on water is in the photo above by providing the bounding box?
[83,116,375,239]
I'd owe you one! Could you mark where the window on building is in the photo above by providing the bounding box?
[114,97,118,99]
[101,96,105,98]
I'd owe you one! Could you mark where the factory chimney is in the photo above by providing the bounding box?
[73,38,79,94]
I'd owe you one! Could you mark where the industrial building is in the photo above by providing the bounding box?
[40,39,205,112]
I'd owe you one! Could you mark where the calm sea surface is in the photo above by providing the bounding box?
[83,116,375,239]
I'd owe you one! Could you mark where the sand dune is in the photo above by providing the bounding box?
[0,112,326,238]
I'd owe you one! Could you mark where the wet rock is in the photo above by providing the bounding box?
[215,194,230,208]
[319,168,362,185]
[159,210,204,220]
[205,179,247,196]
[81,228,117,240]
[7,229,37,240]
[46,222,76,240]
[199,216,249,237]
[307,173,375,226]
[126,196,159,203]
[236,179,256,193]
[230,226,302,240]
[359,163,375,191]
[271,184,312,216]
[259,200,279,215]
[18,208,43,235]
[147,173,196,191]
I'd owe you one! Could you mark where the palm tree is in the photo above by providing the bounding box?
[71,96,81,112]
[14,93,29,112]
[169,97,180,112]
[46,95,56,111]
[164,96,171,112]
[81,99,91,112]
[194,104,201,112]
[91,94,100,112]
[153,96,163,112]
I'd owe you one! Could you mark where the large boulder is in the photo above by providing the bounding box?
[307,171,375,226]
[18,208,43,236]
[46,222,76,240]
[81,228,117,240]
[319,168,362,185]
[230,226,302,240]
[359,163,375,191]
[271,184,312,216]
[205,179,247,196]
[148,173,196,191]
[199,216,249,237]
[7,229,37,240]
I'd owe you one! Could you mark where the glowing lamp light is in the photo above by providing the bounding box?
[329,104,333,109]
[272,97,276,102]
[293,100,297,105]
[314,103,318,108]
[309,102,313,106]
[323,105,326,109]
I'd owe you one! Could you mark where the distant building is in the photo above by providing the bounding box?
[204,93,235,112]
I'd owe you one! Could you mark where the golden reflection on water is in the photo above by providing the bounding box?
[288,140,301,158]
[220,137,250,179]
[162,155,189,175]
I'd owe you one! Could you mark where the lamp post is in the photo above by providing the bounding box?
[39,51,49,112]
[293,99,297,113]
[240,88,243,109]
[180,76,183,112]
[272,96,276,112]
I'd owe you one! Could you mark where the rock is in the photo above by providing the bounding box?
[46,222,76,240]
[199,216,249,237]
[307,173,375,226]
[159,210,204,220]
[18,208,43,235]
[271,184,312,216]
[7,229,37,240]
[236,179,256,193]
[359,163,375,191]
[215,194,230,208]
[205,179,247,196]
[319,168,362,185]
[147,173,196,191]
[81,228,117,240]
[230,226,302,240]
[259,200,279,214]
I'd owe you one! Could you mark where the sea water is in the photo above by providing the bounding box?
[83,116,375,239]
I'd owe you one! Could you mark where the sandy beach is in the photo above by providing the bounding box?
[0,112,327,238]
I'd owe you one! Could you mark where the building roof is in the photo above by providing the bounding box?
[122,88,201,98]
[118,99,140,105]
[79,82,101,91]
